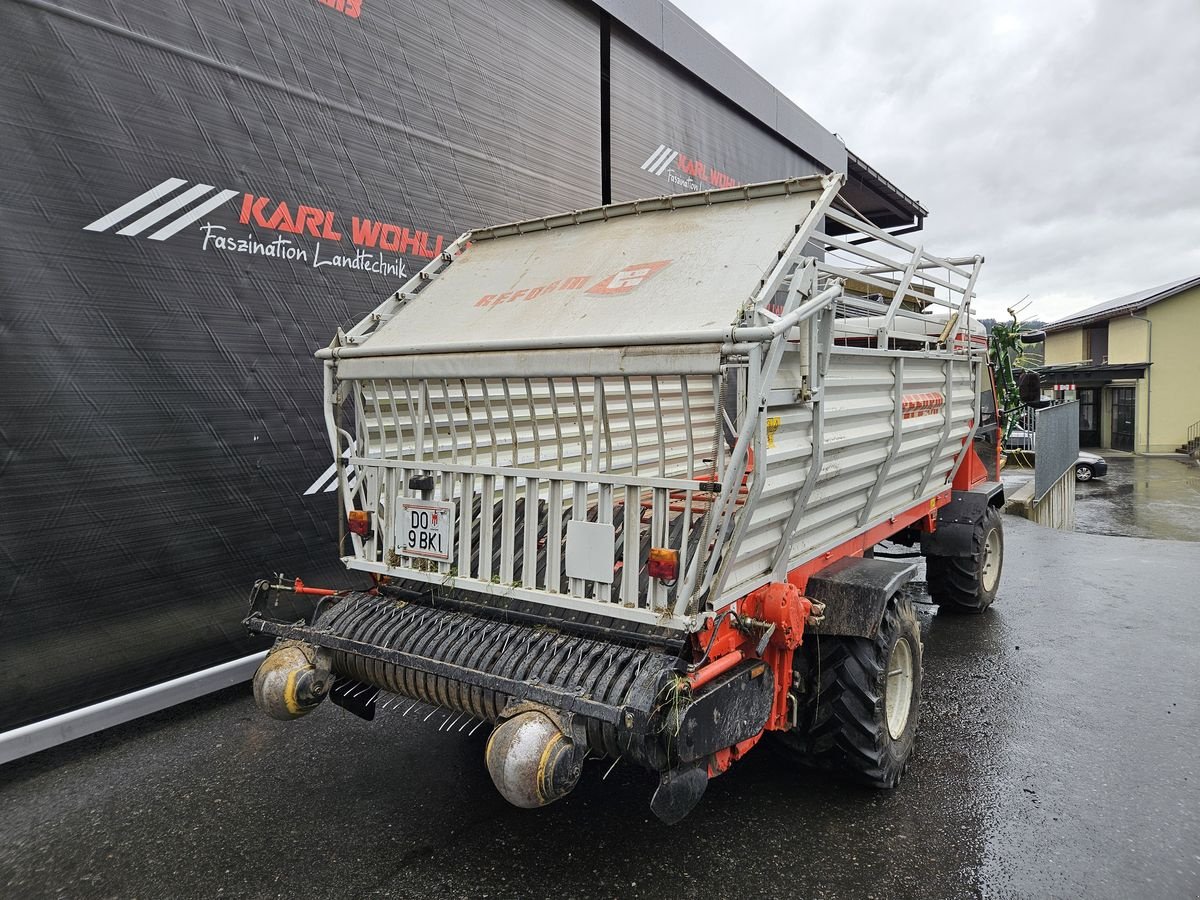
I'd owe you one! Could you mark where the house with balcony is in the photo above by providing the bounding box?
[1040,275,1200,454]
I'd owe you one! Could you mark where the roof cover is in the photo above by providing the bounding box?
[1036,362,1149,383]
[352,178,832,357]
[1045,275,1200,332]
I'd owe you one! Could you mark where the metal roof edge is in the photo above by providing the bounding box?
[1037,362,1150,375]
[847,150,927,219]
[1044,275,1200,333]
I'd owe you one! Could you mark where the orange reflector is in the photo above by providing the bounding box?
[647,547,679,581]
[347,510,371,536]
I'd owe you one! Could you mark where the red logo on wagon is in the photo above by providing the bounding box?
[585,260,672,296]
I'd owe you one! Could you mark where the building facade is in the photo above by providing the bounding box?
[1041,277,1200,453]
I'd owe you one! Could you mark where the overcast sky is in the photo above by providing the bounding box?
[673,0,1200,323]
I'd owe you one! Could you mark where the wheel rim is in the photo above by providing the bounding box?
[1076,465,1092,481]
[981,527,1001,593]
[885,638,914,740]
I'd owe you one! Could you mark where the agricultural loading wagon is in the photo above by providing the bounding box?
[246,174,1005,823]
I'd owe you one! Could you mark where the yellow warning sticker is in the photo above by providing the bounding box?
[766,416,782,449]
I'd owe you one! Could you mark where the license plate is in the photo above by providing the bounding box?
[396,499,455,562]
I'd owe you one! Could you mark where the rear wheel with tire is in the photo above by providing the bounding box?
[1075,464,1094,482]
[776,594,923,788]
[926,505,1003,614]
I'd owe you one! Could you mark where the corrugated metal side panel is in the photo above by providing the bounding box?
[719,352,978,603]
[0,0,601,730]
[606,29,823,201]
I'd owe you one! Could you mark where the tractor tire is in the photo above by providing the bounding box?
[776,594,923,788]
[926,506,1004,614]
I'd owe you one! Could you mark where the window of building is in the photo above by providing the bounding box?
[1085,324,1109,364]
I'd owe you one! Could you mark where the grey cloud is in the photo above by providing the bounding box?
[672,0,1200,321]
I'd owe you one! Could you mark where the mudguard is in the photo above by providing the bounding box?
[804,557,919,639]
[920,485,1003,558]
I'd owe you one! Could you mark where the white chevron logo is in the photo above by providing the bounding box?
[304,443,356,496]
[640,144,679,177]
[83,177,241,241]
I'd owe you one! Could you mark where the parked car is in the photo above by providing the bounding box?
[1072,451,1108,481]
[1003,430,1108,481]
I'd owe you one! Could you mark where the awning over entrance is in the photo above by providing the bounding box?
[1036,362,1149,386]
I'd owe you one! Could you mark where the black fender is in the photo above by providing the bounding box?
[804,557,919,639]
[920,484,1004,558]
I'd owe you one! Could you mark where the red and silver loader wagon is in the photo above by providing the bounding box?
[246,173,1005,822]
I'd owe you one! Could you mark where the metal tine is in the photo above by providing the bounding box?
[353,381,373,457]
[424,379,443,459]
[401,379,420,459]
[368,378,388,455]
[441,712,464,732]
[547,377,564,470]
[423,707,440,722]
[458,716,475,732]
[624,377,639,476]
[458,378,478,466]
[403,700,423,717]
[385,379,404,458]
[598,376,612,471]
[501,379,519,461]
[469,719,487,737]
[603,756,622,780]
[572,378,586,470]
[482,378,500,467]
[651,375,665,476]
[439,378,459,461]
[525,377,541,467]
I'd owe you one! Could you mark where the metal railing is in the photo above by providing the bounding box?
[337,372,724,626]
[346,457,714,622]
[807,207,985,354]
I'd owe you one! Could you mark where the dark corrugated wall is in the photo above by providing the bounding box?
[0,0,829,731]
[607,28,821,199]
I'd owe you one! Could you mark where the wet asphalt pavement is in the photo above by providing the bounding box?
[1074,455,1200,543]
[1003,454,1200,543]
[2,515,1198,899]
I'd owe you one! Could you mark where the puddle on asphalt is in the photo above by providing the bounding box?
[1075,457,1200,542]
[1005,456,1200,542]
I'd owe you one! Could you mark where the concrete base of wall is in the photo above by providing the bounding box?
[1006,469,1075,530]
